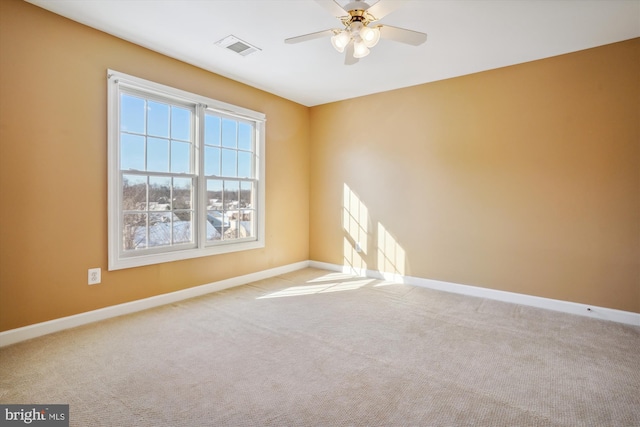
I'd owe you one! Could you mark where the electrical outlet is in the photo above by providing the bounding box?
[88,268,101,285]
[355,242,362,253]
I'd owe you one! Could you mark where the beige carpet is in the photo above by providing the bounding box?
[1,268,639,426]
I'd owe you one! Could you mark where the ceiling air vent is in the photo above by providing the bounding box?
[215,35,261,57]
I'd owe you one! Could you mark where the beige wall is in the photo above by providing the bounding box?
[310,38,639,313]
[0,0,310,331]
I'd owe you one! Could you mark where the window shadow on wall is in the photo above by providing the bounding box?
[343,183,406,281]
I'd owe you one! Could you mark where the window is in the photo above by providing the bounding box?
[107,70,265,270]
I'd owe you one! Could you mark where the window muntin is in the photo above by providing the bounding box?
[108,70,265,270]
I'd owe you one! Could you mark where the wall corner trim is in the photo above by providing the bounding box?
[0,261,310,348]
[308,261,640,327]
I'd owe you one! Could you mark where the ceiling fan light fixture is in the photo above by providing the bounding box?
[331,30,351,53]
[360,25,380,48]
[284,0,428,65]
[353,40,370,58]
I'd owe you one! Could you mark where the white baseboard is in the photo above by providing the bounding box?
[0,261,310,348]
[2,259,637,347]
[308,261,640,327]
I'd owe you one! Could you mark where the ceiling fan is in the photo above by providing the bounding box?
[285,0,427,65]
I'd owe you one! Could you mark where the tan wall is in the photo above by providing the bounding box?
[0,0,310,331]
[310,39,640,313]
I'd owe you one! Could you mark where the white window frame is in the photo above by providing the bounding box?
[107,70,266,270]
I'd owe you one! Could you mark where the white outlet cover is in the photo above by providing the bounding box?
[88,268,101,285]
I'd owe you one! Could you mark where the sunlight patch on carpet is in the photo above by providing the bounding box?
[257,279,374,299]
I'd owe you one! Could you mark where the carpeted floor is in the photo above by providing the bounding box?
[1,268,639,426]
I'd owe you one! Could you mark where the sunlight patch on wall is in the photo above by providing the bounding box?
[343,238,367,274]
[377,222,406,280]
[343,184,368,275]
[343,183,368,254]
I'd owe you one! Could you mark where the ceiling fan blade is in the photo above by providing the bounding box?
[366,0,407,21]
[344,42,359,65]
[378,25,427,45]
[285,29,336,44]
[314,0,348,18]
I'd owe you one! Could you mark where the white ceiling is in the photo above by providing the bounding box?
[25,0,640,107]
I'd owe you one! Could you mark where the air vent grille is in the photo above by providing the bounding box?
[215,35,261,57]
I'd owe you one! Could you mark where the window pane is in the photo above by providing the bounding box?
[205,115,221,146]
[149,213,171,248]
[206,180,223,208]
[221,118,237,148]
[238,151,252,178]
[122,175,147,210]
[147,101,169,137]
[124,213,147,250]
[173,211,192,244]
[173,177,192,209]
[239,181,254,239]
[222,149,237,177]
[224,179,239,241]
[171,141,191,173]
[206,210,225,242]
[240,181,253,208]
[204,146,220,176]
[149,176,171,208]
[224,180,239,210]
[225,210,240,240]
[121,133,145,171]
[150,212,171,225]
[206,180,224,242]
[171,106,191,141]
[238,123,252,150]
[120,94,145,134]
[239,210,254,238]
[147,137,169,172]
